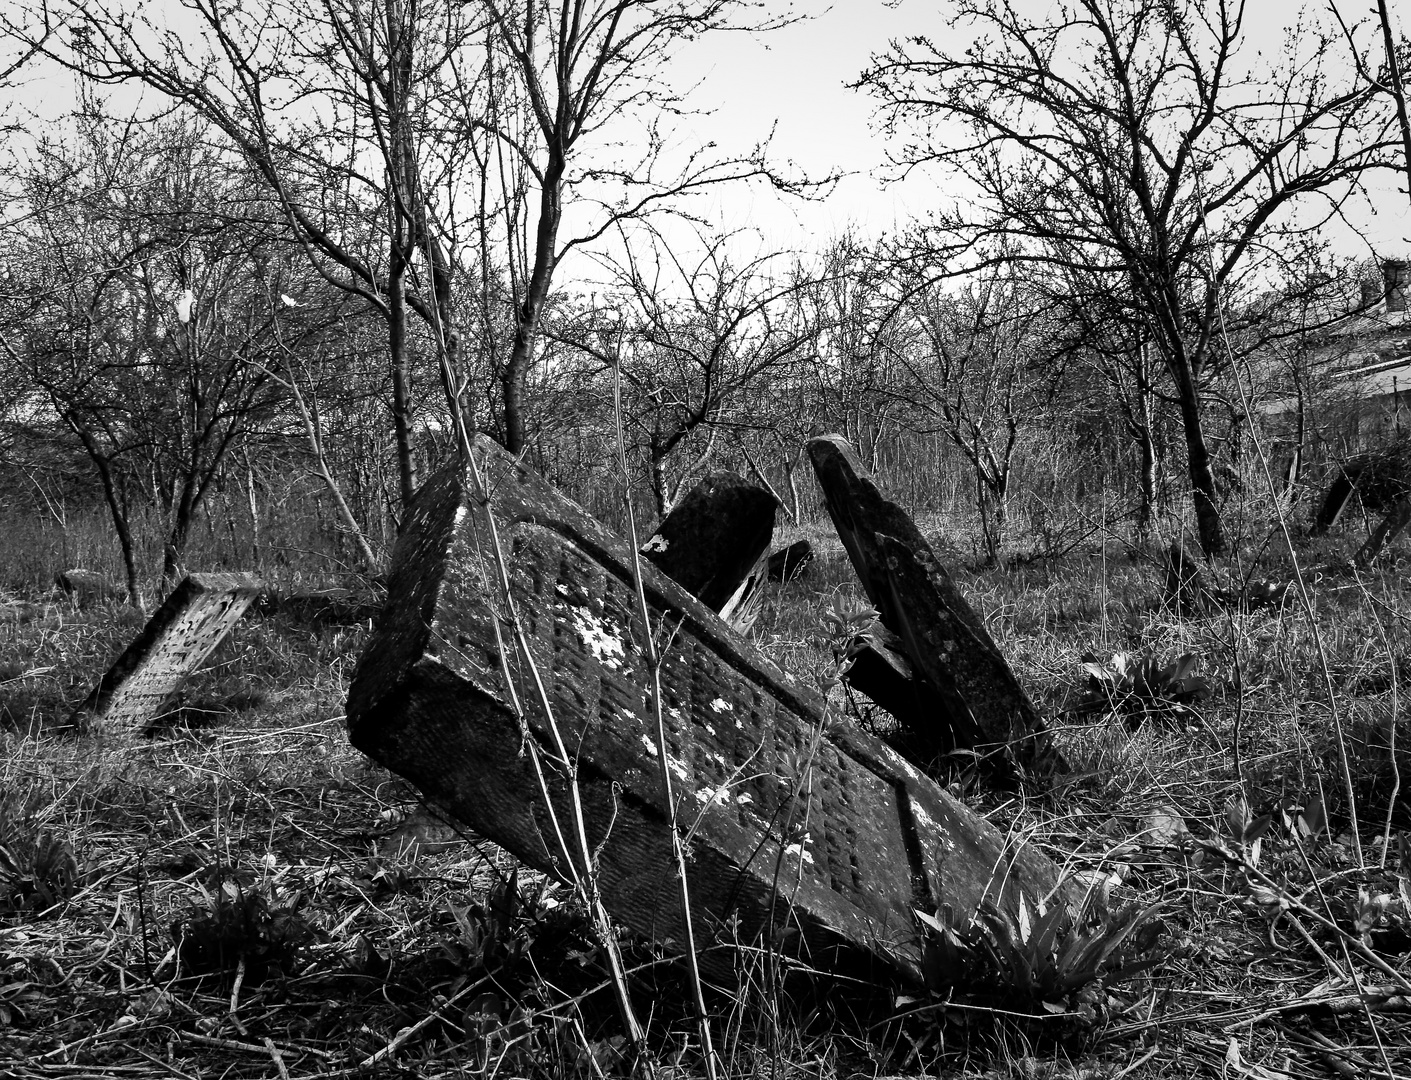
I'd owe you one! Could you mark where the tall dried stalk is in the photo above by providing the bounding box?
[421,271,652,1070]
[610,354,721,1080]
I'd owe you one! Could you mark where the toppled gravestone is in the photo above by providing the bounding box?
[72,573,264,730]
[767,539,815,582]
[1314,439,1411,534]
[808,436,1062,783]
[1355,498,1411,568]
[640,473,776,614]
[346,436,1066,988]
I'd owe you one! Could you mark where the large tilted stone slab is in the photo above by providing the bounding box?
[640,473,776,613]
[73,573,263,730]
[808,436,1062,782]
[346,437,1066,988]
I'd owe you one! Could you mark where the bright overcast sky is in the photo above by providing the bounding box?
[6,0,1408,268]
[668,0,1411,262]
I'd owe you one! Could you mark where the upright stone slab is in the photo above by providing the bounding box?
[346,437,1066,988]
[808,436,1060,782]
[767,539,816,582]
[640,473,776,612]
[73,573,264,730]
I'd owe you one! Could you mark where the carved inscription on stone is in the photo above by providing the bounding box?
[74,573,264,730]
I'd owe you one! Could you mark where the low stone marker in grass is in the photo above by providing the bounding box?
[807,435,1063,785]
[346,436,1065,988]
[72,572,264,731]
[640,472,776,614]
[55,569,127,607]
[1163,542,1207,615]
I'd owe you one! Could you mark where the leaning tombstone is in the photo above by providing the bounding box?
[1163,542,1207,615]
[767,539,815,582]
[808,435,1062,784]
[639,473,776,611]
[1355,497,1411,568]
[346,437,1067,989]
[71,573,264,731]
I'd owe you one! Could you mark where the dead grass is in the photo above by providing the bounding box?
[1,512,1409,1079]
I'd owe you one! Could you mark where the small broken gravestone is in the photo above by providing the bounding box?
[639,472,776,612]
[346,436,1067,989]
[72,573,264,731]
[767,539,815,582]
[1355,497,1411,568]
[1163,542,1206,615]
[716,555,769,635]
[807,435,1062,783]
[55,568,127,607]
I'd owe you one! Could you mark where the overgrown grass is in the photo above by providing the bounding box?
[1,499,1409,1078]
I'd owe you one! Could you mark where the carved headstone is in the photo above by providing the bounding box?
[808,435,1060,783]
[639,473,776,612]
[73,573,264,730]
[346,437,1066,988]
[767,539,816,582]
[1163,542,1206,615]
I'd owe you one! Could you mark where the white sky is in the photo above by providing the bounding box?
[5,0,1409,272]
[664,0,1411,263]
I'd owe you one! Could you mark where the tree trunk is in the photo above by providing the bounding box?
[650,447,671,518]
[76,429,141,610]
[163,478,198,584]
[1136,426,1158,539]
[388,247,417,511]
[503,152,565,454]
[244,452,262,570]
[976,473,1007,568]
[1170,356,1227,556]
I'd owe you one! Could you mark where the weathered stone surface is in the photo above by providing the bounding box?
[73,573,264,730]
[1163,542,1207,615]
[1355,498,1411,568]
[1314,439,1411,534]
[808,435,1060,782]
[844,621,949,764]
[55,569,126,607]
[717,555,768,635]
[767,540,816,582]
[640,473,776,612]
[346,437,1066,988]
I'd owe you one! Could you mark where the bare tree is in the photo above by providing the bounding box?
[889,268,1064,565]
[31,0,804,471]
[859,0,1400,555]
[0,116,312,601]
[475,0,805,454]
[556,228,817,516]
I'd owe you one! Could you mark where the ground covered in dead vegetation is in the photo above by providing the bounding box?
[2,526,1410,1080]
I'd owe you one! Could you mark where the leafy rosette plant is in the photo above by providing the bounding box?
[915,891,1167,1024]
[1079,652,1212,730]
